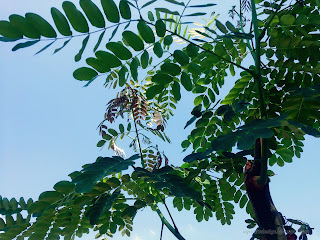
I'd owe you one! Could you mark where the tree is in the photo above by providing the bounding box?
[0,0,319,239]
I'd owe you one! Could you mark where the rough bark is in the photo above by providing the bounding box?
[244,139,286,240]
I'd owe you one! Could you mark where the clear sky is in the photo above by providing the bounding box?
[0,0,319,239]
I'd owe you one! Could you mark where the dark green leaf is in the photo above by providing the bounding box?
[106,42,132,60]
[96,50,121,68]
[12,40,39,51]
[130,58,138,81]
[39,191,63,203]
[172,81,181,101]
[53,38,71,54]
[101,0,120,23]
[80,0,105,28]
[173,50,189,66]
[28,201,51,214]
[216,20,228,34]
[155,8,179,15]
[141,50,149,69]
[146,85,164,99]
[73,156,134,193]
[86,57,110,73]
[119,0,131,20]
[164,0,184,6]
[163,35,173,45]
[211,134,238,151]
[51,7,72,36]
[62,1,89,33]
[152,73,173,85]
[73,67,98,81]
[155,19,166,37]
[148,11,154,21]
[137,20,155,43]
[9,14,40,39]
[34,40,56,55]
[75,35,90,62]
[237,133,255,150]
[122,30,144,51]
[53,181,75,194]
[108,128,118,136]
[181,72,192,91]
[0,36,21,42]
[97,140,106,147]
[161,63,181,76]
[93,30,105,52]
[184,12,206,17]
[153,42,163,57]
[109,24,119,41]
[119,66,128,86]
[225,21,237,32]
[0,20,23,38]
[25,13,57,38]
[141,0,157,9]
[189,3,216,7]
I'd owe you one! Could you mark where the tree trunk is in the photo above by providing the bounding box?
[244,140,286,240]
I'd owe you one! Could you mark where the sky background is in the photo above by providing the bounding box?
[0,0,320,239]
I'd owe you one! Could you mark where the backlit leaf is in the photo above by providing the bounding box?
[161,63,181,76]
[146,85,164,99]
[152,73,173,85]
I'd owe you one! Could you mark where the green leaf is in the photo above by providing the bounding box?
[0,20,23,38]
[153,42,163,57]
[216,20,228,33]
[53,181,75,194]
[0,36,21,42]
[28,201,51,214]
[225,21,237,32]
[9,14,40,39]
[62,1,89,33]
[96,51,121,68]
[12,40,39,51]
[80,0,105,28]
[148,11,155,21]
[92,31,105,52]
[101,0,120,23]
[155,19,166,37]
[39,191,64,203]
[106,42,132,60]
[161,63,181,76]
[25,13,57,38]
[163,35,173,45]
[184,12,206,17]
[75,35,90,62]
[130,58,138,81]
[73,156,135,193]
[186,43,198,57]
[141,50,149,69]
[146,85,164,99]
[51,7,72,36]
[211,134,238,151]
[207,88,215,102]
[239,194,248,208]
[155,8,179,15]
[141,0,157,9]
[119,66,128,86]
[122,30,144,51]
[194,95,203,105]
[181,72,192,91]
[173,50,189,66]
[172,81,181,101]
[108,128,118,136]
[137,20,155,43]
[164,0,184,6]
[152,73,173,85]
[280,14,295,26]
[86,57,110,73]
[119,0,131,20]
[97,140,106,147]
[73,67,98,81]
[237,133,255,150]
[189,3,216,7]
[86,190,120,225]
[34,40,56,55]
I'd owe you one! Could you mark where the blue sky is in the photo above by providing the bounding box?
[0,0,320,239]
